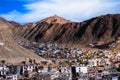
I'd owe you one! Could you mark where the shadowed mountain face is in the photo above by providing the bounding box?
[13,14,120,49]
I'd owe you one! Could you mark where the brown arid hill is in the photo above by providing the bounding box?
[39,15,71,24]
[0,17,52,65]
[0,17,14,34]
[14,14,120,50]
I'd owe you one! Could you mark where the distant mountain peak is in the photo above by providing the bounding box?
[40,15,71,24]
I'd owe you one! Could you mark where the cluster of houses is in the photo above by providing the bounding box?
[0,59,60,80]
[28,43,120,80]
[15,41,120,80]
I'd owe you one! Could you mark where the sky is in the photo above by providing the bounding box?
[0,0,120,23]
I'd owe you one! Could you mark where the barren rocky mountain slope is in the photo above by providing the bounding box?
[14,14,120,50]
[0,17,48,64]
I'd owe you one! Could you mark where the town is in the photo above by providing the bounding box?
[2,41,117,80]
[1,0,120,79]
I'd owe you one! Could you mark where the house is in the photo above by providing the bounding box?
[60,67,72,80]
[0,42,4,46]
[0,65,9,79]
[88,70,96,76]
[32,73,51,80]
[6,74,18,80]
[72,66,88,74]
[75,67,81,73]
[61,67,71,74]
[71,66,88,80]
[22,64,36,75]
[102,74,120,80]
[41,71,59,80]
[102,68,118,76]
[54,76,70,80]
[27,64,35,72]
[12,74,18,80]
[37,65,44,73]
[0,65,18,80]
[88,59,98,67]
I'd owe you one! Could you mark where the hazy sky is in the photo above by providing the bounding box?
[0,0,120,23]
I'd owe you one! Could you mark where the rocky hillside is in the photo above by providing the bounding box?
[14,14,120,50]
[0,17,50,64]
[39,15,71,24]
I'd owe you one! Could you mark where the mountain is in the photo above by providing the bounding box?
[39,15,71,24]
[0,17,50,64]
[14,14,120,50]
[0,17,14,34]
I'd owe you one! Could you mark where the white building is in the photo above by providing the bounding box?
[88,59,98,67]
[0,42,4,46]
[12,74,18,80]
[61,67,71,73]
[22,65,35,73]
[76,66,88,74]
